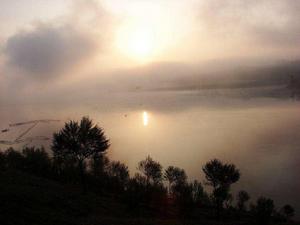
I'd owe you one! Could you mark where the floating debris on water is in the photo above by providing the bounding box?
[0,119,60,146]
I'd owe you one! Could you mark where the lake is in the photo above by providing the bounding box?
[1,89,300,217]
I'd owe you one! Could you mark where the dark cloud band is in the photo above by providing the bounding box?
[5,23,96,78]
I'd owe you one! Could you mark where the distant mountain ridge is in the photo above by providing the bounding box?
[117,60,300,96]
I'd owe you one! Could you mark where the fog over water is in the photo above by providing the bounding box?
[1,89,300,216]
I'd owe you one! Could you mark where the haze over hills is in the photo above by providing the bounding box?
[115,60,300,91]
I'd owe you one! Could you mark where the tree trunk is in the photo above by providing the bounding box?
[79,159,87,194]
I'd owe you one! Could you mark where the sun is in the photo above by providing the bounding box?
[115,22,157,62]
[130,28,154,58]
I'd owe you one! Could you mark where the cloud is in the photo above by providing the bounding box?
[4,23,96,78]
[0,0,115,104]
[199,0,300,47]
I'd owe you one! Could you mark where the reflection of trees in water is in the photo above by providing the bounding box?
[0,119,59,146]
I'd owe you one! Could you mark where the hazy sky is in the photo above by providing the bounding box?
[1,0,300,102]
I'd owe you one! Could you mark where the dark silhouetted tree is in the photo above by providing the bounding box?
[90,154,110,178]
[106,161,130,192]
[22,147,51,177]
[281,204,295,221]
[124,173,148,209]
[252,197,274,225]
[237,190,250,211]
[4,148,24,170]
[202,159,240,218]
[164,166,187,193]
[224,193,233,209]
[52,154,81,183]
[0,151,6,170]
[172,181,194,216]
[190,180,209,206]
[135,157,167,213]
[138,156,163,185]
[52,117,110,192]
[171,179,209,217]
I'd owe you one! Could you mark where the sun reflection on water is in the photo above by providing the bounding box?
[143,111,149,126]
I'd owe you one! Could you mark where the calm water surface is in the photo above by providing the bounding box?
[1,90,299,217]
